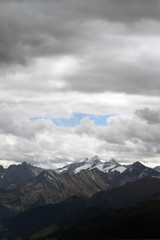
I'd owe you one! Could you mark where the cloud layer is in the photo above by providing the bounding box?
[0,0,160,167]
[1,0,160,95]
[0,103,160,168]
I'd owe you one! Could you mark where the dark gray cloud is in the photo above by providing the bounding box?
[135,107,160,124]
[1,0,160,96]
[1,0,160,168]
[0,0,79,64]
[76,108,160,163]
[103,0,160,22]
[65,57,160,95]
[1,0,160,63]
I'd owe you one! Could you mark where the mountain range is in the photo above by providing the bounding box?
[50,189,160,240]
[0,157,160,218]
[1,156,160,188]
[1,176,160,239]
[0,156,160,239]
[0,162,43,189]
[57,155,127,174]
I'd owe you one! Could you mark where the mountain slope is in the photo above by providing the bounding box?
[89,176,160,208]
[0,160,160,218]
[154,166,160,172]
[0,162,43,189]
[0,168,118,217]
[2,176,160,239]
[39,189,160,240]
[119,161,160,185]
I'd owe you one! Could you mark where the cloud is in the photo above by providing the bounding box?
[30,113,113,127]
[75,108,160,166]
[0,103,160,168]
[0,0,160,97]
[135,107,160,124]
[0,0,160,168]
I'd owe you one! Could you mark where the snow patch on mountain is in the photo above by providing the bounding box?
[75,164,92,173]
[57,156,127,175]
[112,166,126,173]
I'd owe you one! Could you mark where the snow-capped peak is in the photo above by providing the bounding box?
[57,156,127,175]
[108,159,119,165]
[86,155,100,165]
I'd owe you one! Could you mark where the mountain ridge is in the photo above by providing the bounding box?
[2,176,160,239]
[0,162,43,190]
[0,158,160,218]
[57,155,127,175]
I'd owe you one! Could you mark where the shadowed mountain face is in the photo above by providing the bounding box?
[121,161,160,180]
[51,191,160,240]
[154,166,160,172]
[0,158,159,192]
[0,160,160,218]
[1,176,160,239]
[19,168,116,205]
[0,168,119,217]
[0,159,160,239]
[0,165,4,175]
[89,176,160,208]
[57,157,160,188]
[0,162,43,189]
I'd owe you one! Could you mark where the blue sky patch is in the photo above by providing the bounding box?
[30,112,115,127]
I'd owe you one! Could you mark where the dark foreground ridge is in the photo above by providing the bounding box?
[0,159,160,239]
[1,176,160,239]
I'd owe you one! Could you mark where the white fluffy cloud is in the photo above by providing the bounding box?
[0,103,160,168]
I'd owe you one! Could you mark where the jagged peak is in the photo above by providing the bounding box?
[79,157,88,163]
[132,161,145,167]
[21,161,29,166]
[108,158,119,165]
[87,155,101,164]
[123,161,147,174]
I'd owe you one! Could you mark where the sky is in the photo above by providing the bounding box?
[1,0,160,168]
